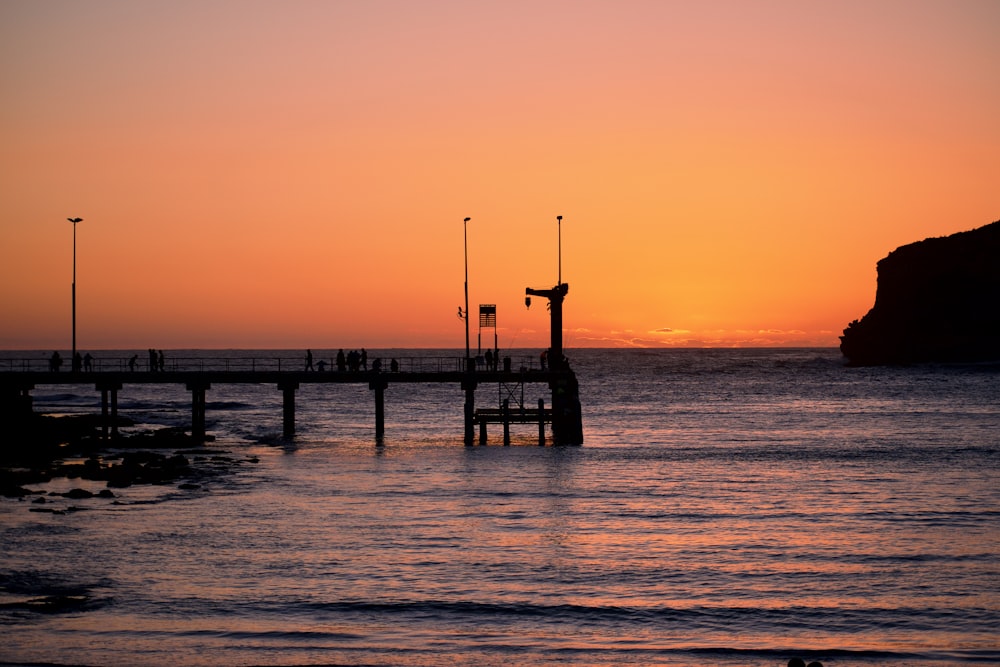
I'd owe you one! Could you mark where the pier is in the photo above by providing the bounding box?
[3,280,584,446]
[0,353,578,445]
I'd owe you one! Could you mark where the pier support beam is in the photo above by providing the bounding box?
[370,376,388,442]
[2,384,34,433]
[97,381,122,439]
[4,385,33,416]
[538,398,546,446]
[278,382,298,437]
[186,381,210,441]
[502,399,510,446]
[462,375,477,446]
[550,371,583,445]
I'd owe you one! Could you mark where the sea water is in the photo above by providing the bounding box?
[1,348,998,666]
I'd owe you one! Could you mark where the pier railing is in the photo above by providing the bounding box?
[0,354,543,374]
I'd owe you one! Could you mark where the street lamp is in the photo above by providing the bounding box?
[68,217,83,371]
[557,215,563,285]
[463,217,471,368]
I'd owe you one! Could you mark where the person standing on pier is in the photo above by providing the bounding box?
[336,349,346,372]
[361,348,368,371]
[305,349,314,371]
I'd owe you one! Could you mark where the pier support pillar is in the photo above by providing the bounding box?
[97,381,122,439]
[278,382,298,437]
[502,399,510,446]
[550,369,583,445]
[479,416,487,445]
[370,376,388,442]
[186,381,211,441]
[462,375,477,446]
[538,398,546,446]
[4,385,33,416]
[2,385,34,433]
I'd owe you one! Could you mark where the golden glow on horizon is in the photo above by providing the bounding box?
[1,1,997,349]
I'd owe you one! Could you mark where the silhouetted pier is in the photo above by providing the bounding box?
[0,354,574,445]
[3,280,584,445]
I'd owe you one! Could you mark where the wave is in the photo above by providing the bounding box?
[211,599,997,637]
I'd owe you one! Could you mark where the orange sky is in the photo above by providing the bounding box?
[1,0,997,350]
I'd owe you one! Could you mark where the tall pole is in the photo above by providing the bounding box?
[68,217,83,371]
[557,215,563,286]
[463,217,471,367]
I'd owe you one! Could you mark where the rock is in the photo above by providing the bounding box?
[1,484,33,498]
[62,488,94,499]
[104,464,136,488]
[841,220,1000,364]
[788,658,806,667]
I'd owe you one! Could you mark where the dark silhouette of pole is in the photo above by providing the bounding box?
[557,215,563,286]
[68,217,83,371]
[462,216,474,444]
[463,217,471,367]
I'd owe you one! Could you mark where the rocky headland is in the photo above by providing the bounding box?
[840,220,1000,365]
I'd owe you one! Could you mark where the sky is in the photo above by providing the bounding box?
[1,0,997,350]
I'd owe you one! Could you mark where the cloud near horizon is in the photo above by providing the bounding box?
[571,327,838,348]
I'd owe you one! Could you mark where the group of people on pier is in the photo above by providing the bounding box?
[142,349,166,372]
[48,350,94,372]
[47,350,170,373]
[305,348,399,374]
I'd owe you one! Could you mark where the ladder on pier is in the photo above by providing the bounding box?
[474,398,551,446]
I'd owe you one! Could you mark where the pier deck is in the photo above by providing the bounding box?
[1,355,564,445]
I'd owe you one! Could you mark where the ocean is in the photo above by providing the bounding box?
[1,348,998,667]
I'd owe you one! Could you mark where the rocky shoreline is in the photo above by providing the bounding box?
[1,414,258,509]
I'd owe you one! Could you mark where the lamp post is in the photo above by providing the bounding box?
[68,217,83,371]
[557,215,563,285]
[463,217,471,367]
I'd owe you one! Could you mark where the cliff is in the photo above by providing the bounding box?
[840,220,1000,365]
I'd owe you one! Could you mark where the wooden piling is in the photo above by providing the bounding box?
[462,375,476,446]
[538,398,545,446]
[279,382,298,437]
[186,381,210,441]
[97,381,121,439]
[502,399,510,446]
[370,376,388,440]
